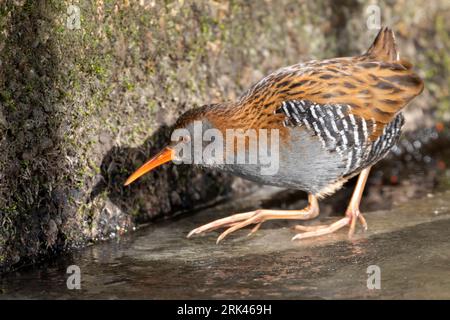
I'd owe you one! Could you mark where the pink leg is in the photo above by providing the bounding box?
[292,167,371,240]
[187,194,320,243]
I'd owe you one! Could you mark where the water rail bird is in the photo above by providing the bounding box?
[124,27,424,243]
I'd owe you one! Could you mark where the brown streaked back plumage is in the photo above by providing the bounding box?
[209,27,424,140]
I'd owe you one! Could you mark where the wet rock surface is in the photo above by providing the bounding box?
[1,189,449,299]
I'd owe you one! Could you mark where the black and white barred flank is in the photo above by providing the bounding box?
[276,99,404,177]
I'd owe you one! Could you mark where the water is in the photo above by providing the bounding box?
[1,189,450,299]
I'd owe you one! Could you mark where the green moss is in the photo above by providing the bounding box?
[123,79,135,91]
[0,89,16,110]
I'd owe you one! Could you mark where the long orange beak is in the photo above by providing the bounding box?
[124,147,174,186]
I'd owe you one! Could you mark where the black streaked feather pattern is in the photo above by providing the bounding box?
[276,99,404,177]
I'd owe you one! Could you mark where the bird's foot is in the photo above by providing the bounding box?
[188,199,319,244]
[292,207,367,241]
[187,210,270,244]
[187,210,260,243]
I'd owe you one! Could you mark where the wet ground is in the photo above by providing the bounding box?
[1,186,449,299]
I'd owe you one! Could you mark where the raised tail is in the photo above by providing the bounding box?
[364,26,399,61]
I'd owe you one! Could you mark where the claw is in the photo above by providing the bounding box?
[187,229,197,238]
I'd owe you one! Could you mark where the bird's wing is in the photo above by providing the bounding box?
[275,99,404,177]
[237,27,424,140]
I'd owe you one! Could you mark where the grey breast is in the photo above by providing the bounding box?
[220,126,346,193]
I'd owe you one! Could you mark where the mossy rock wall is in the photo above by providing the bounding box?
[0,0,448,271]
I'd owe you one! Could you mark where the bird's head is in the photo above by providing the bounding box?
[124,105,218,186]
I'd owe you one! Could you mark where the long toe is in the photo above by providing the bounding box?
[292,217,350,241]
[187,211,258,238]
